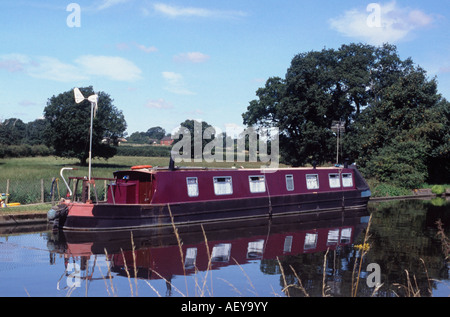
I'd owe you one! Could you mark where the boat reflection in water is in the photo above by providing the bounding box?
[49,208,370,296]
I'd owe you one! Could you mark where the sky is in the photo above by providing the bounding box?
[1,0,449,136]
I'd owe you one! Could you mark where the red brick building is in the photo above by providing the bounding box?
[160,136,174,146]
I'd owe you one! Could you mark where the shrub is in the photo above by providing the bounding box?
[362,139,428,189]
[116,145,171,157]
[431,185,445,195]
[371,183,411,197]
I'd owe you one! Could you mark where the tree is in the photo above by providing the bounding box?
[243,43,378,166]
[127,131,150,144]
[243,43,449,186]
[43,86,127,165]
[0,118,26,145]
[146,126,166,141]
[25,119,47,145]
[171,119,215,160]
[349,65,450,186]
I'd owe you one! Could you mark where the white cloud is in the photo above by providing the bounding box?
[75,55,142,81]
[145,98,173,109]
[116,42,158,53]
[153,3,246,19]
[31,56,88,82]
[174,52,210,63]
[136,44,158,53]
[162,71,195,95]
[96,0,131,11]
[0,54,29,73]
[0,54,87,82]
[329,1,434,45]
[0,54,142,82]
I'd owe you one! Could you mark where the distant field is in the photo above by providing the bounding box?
[0,155,275,180]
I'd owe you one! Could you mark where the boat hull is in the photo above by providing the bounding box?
[61,189,369,231]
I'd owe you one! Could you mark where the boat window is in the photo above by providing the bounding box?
[249,175,265,193]
[329,173,341,188]
[340,228,352,244]
[304,233,318,250]
[247,240,265,259]
[186,177,199,197]
[327,229,340,245]
[283,236,293,253]
[211,243,231,262]
[285,174,294,191]
[306,174,319,190]
[184,247,197,269]
[213,176,233,195]
[342,173,353,187]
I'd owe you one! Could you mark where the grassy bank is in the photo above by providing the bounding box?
[367,178,449,198]
[0,203,51,215]
[0,155,273,179]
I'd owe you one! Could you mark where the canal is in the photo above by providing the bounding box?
[0,199,448,297]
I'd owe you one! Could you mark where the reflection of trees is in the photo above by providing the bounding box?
[263,200,449,297]
[367,200,448,297]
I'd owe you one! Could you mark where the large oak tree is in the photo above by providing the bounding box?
[243,43,449,187]
[43,86,127,165]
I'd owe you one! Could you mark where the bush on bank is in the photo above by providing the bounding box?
[0,144,53,158]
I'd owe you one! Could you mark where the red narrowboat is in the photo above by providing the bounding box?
[49,163,371,231]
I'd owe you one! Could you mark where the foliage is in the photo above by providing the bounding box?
[127,131,152,144]
[43,86,127,165]
[115,145,171,157]
[371,183,411,198]
[361,139,428,189]
[431,185,445,195]
[0,144,53,158]
[146,126,166,140]
[171,119,215,160]
[243,43,450,187]
[349,62,450,187]
[127,126,167,144]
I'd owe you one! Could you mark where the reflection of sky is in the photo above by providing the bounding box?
[0,232,286,297]
[0,233,61,296]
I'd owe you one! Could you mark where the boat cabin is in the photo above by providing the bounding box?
[106,167,358,205]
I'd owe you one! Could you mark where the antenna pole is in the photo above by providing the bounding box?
[88,101,94,181]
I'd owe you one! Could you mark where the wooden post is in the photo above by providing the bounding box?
[41,179,44,203]
[6,179,9,204]
[104,180,107,202]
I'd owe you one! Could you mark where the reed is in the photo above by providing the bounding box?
[352,214,373,297]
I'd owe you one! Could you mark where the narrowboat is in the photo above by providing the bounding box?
[49,162,371,231]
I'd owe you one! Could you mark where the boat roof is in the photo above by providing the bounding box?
[115,165,353,175]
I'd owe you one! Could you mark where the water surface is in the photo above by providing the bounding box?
[0,198,448,297]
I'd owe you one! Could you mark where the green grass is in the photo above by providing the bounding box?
[0,155,272,180]
[0,203,51,214]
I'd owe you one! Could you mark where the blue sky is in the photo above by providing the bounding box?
[1,0,449,136]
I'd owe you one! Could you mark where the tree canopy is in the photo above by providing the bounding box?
[171,119,215,161]
[243,43,449,187]
[43,86,127,165]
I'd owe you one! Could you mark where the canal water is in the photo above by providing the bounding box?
[0,199,448,297]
